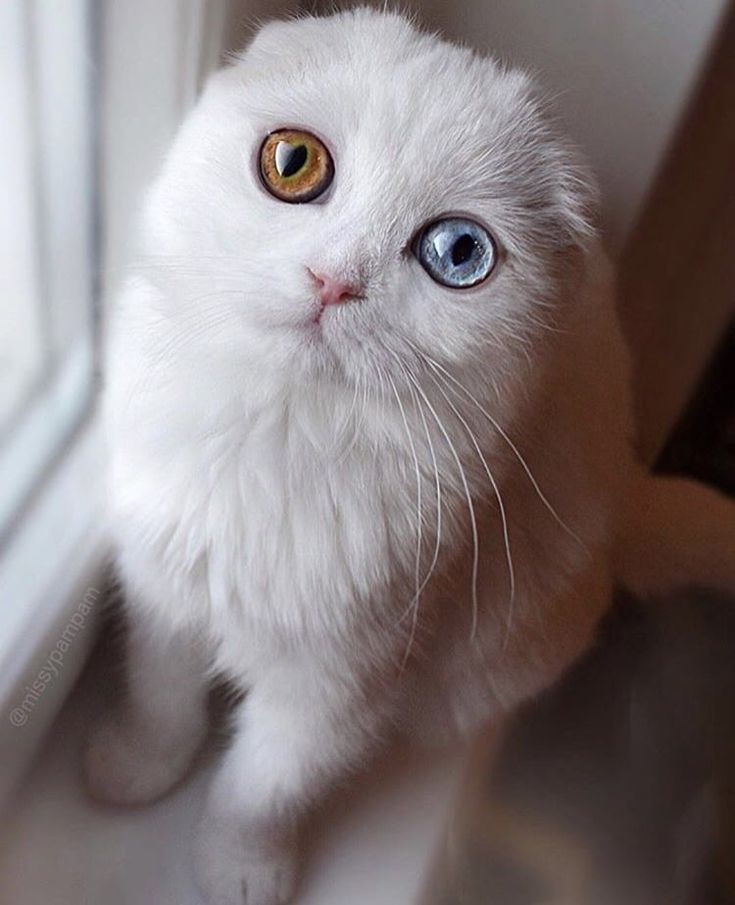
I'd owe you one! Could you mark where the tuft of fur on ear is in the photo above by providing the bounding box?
[233,5,421,70]
[550,135,601,249]
[510,71,601,252]
[536,118,600,250]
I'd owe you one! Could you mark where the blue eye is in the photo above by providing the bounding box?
[415,217,497,289]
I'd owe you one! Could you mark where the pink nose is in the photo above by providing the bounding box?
[309,270,361,307]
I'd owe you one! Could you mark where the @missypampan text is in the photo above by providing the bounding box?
[8,586,100,727]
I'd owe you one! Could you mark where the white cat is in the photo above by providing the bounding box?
[84,9,735,905]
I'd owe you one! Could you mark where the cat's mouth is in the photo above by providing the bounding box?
[304,297,346,335]
[307,305,342,340]
[288,278,373,366]
[300,296,364,364]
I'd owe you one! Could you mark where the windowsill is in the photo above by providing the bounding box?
[0,418,108,806]
[0,646,468,904]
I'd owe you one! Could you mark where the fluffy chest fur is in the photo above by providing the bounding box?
[107,259,622,703]
[107,292,477,664]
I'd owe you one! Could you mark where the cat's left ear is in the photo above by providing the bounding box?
[550,139,600,252]
[513,72,600,253]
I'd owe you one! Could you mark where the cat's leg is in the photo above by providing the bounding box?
[616,469,735,596]
[84,604,210,805]
[196,659,385,905]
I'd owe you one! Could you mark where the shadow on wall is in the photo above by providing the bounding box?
[424,307,735,905]
[403,0,729,252]
[426,589,735,905]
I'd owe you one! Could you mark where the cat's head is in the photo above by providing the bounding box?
[139,8,596,392]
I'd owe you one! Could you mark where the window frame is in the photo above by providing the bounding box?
[0,0,100,545]
[0,0,238,806]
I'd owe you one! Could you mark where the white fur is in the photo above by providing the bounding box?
[84,10,735,905]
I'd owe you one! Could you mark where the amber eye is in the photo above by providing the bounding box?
[259,129,334,203]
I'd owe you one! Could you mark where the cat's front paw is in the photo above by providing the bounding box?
[83,713,205,805]
[195,815,298,905]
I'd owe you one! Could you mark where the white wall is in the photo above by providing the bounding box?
[416,0,727,252]
[0,1,44,428]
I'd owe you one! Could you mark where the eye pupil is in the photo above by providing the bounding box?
[451,234,477,267]
[275,142,308,178]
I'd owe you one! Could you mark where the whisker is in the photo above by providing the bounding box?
[402,367,443,600]
[337,371,366,462]
[400,362,481,647]
[410,344,586,553]
[386,371,424,664]
[335,372,362,457]
[424,367,515,645]
[393,361,445,667]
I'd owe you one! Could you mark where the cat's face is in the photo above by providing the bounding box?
[141,10,594,390]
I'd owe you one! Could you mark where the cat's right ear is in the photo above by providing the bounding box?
[231,17,301,67]
[231,14,333,70]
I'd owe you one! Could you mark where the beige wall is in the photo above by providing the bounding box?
[308,0,733,452]
[415,0,733,454]
[415,0,728,253]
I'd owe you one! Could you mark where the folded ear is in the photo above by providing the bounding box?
[529,86,600,252]
[233,18,285,63]
[550,136,600,251]
[232,16,322,69]
[500,69,600,254]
